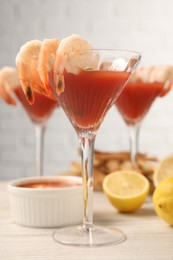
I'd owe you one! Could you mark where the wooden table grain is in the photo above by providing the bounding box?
[0,181,173,260]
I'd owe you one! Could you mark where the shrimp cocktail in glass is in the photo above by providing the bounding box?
[16,34,141,247]
[0,66,58,177]
[115,66,173,166]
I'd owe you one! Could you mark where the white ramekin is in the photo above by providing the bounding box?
[8,176,83,228]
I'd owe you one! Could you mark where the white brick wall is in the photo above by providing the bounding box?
[1,0,173,180]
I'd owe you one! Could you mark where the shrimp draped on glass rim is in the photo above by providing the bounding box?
[15,34,98,104]
[0,66,20,106]
[16,38,59,104]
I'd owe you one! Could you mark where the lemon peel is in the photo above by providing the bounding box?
[153,176,173,225]
[153,155,173,188]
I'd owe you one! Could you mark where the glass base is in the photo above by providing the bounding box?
[53,225,126,247]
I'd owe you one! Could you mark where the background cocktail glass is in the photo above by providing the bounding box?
[13,86,58,176]
[115,66,172,166]
[52,49,141,247]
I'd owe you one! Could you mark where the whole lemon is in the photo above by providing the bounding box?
[153,176,173,225]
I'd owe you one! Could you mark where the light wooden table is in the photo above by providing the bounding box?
[0,181,173,260]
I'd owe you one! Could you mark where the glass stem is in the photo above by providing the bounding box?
[79,135,95,230]
[136,123,141,156]
[128,123,141,166]
[35,124,46,177]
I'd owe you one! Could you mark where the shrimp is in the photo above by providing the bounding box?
[16,40,43,104]
[0,66,20,106]
[16,39,59,104]
[134,67,153,83]
[133,65,173,97]
[150,65,173,97]
[53,34,99,95]
[37,38,59,94]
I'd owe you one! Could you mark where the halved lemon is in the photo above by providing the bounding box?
[153,155,173,188]
[103,170,150,213]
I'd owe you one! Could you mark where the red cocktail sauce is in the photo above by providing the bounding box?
[17,180,81,189]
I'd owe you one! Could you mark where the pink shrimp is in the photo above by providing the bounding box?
[16,39,59,104]
[16,40,43,104]
[37,38,59,94]
[53,34,98,95]
[0,66,20,106]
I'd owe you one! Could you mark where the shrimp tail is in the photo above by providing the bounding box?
[0,67,19,106]
[16,62,35,104]
[0,81,17,106]
[25,85,34,104]
[53,53,67,95]
[56,73,65,93]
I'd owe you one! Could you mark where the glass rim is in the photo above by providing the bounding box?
[133,64,173,69]
[90,48,142,57]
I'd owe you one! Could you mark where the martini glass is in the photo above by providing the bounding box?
[115,66,172,166]
[13,86,58,176]
[50,49,141,247]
